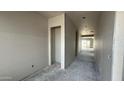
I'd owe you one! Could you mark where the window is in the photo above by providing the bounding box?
[81,36,94,50]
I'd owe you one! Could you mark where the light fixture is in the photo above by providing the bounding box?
[82,17,86,19]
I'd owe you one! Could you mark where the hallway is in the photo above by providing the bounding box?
[0,11,118,81]
[24,51,99,81]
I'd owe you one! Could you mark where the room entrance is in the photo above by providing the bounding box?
[51,26,61,65]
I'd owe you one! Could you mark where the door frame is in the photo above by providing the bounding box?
[48,26,65,69]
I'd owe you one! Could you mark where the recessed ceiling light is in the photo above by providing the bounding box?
[82,17,86,19]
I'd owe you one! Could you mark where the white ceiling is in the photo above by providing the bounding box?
[39,11,101,35]
[39,11,64,18]
[66,11,101,35]
[67,11,100,28]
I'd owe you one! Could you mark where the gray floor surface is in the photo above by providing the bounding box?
[24,50,99,81]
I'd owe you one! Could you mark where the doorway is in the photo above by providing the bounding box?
[79,35,95,62]
[51,26,61,65]
[80,35,94,51]
[75,31,78,56]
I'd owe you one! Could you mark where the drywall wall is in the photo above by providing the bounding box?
[65,14,77,67]
[112,12,124,81]
[55,27,61,63]
[95,12,115,80]
[0,12,48,80]
[48,14,65,69]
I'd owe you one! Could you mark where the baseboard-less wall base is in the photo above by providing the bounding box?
[20,66,48,81]
[21,63,61,81]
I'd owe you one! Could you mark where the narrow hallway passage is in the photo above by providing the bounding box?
[24,51,99,81]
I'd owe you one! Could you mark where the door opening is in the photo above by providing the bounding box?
[80,35,95,51]
[75,31,78,56]
[51,26,61,65]
[79,34,95,62]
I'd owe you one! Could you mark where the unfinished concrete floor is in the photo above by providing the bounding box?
[24,50,99,81]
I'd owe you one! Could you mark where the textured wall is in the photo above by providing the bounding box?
[95,12,115,80]
[0,12,48,80]
[65,15,77,67]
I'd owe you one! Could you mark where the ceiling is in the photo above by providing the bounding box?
[39,11,101,35]
[39,11,64,18]
[66,11,100,35]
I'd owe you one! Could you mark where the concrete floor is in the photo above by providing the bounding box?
[24,50,99,81]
